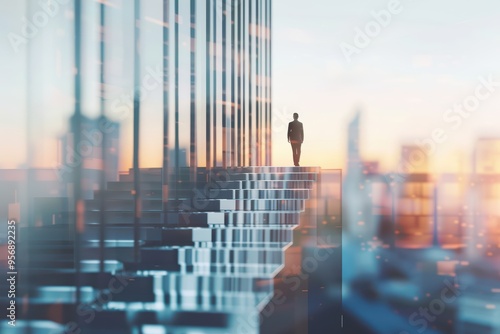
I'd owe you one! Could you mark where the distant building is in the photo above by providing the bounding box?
[362,161,379,175]
[343,111,381,278]
[347,110,362,173]
[401,144,429,174]
[473,138,500,174]
[58,115,120,198]
[170,148,188,168]
[0,169,64,231]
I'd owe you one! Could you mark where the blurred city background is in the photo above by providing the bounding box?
[1,0,500,333]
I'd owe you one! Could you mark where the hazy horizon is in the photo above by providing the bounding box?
[1,0,500,173]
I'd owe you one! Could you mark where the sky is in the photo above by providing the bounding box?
[271,0,500,171]
[1,0,500,172]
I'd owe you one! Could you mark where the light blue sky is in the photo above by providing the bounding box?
[1,0,500,171]
[272,0,500,171]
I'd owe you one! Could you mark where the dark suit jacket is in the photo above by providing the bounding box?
[288,120,304,143]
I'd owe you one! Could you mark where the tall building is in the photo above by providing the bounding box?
[343,111,380,279]
[0,2,340,334]
[347,109,362,172]
[154,0,274,171]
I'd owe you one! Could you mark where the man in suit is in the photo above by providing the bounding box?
[287,113,304,166]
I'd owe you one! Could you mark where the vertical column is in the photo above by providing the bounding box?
[237,0,242,166]
[212,1,217,167]
[269,0,272,165]
[190,0,197,180]
[248,0,253,166]
[262,0,267,165]
[222,0,228,167]
[26,1,34,229]
[98,0,107,289]
[257,0,266,165]
[24,2,34,319]
[242,0,247,166]
[205,0,211,170]
[73,0,83,305]
[261,0,266,165]
[230,0,236,166]
[174,0,180,196]
[265,0,271,165]
[133,0,142,264]
[263,0,268,165]
[162,0,170,222]
[256,0,261,166]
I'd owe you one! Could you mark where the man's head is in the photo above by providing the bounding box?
[293,113,299,120]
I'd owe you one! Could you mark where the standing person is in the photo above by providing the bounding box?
[287,113,304,166]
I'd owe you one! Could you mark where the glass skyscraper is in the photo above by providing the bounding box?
[0,2,342,334]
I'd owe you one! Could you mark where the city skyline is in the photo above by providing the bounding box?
[1,1,500,333]
[1,0,500,172]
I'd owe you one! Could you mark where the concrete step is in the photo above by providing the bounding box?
[15,165,321,334]
[225,211,301,225]
[208,189,310,200]
[158,227,294,246]
[138,247,285,272]
[234,199,305,211]
[86,198,236,212]
[87,211,224,226]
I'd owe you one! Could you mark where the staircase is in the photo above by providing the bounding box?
[13,166,319,334]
